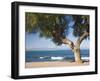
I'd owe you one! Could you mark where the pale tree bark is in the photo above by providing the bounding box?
[61,31,89,63]
[61,38,75,50]
[73,47,82,63]
[74,31,89,63]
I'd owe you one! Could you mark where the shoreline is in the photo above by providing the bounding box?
[25,61,89,68]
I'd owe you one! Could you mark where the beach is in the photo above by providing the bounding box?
[25,61,89,68]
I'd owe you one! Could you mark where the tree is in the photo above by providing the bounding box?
[25,12,89,63]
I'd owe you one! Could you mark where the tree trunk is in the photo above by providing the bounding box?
[73,31,89,63]
[73,47,83,63]
[61,31,89,64]
[61,38,83,63]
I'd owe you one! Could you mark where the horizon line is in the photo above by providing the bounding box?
[25,48,89,51]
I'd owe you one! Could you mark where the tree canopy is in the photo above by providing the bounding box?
[25,12,89,45]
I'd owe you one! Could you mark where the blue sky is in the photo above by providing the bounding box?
[25,16,89,50]
[25,29,89,50]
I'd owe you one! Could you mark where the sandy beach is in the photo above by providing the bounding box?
[25,61,89,68]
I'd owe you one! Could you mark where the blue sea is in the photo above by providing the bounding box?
[25,50,89,62]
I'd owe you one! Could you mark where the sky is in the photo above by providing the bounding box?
[25,28,89,50]
[25,15,89,51]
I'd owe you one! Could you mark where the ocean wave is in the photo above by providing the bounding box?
[51,57,64,60]
[39,56,89,61]
[39,56,51,59]
[39,56,64,60]
[81,57,89,61]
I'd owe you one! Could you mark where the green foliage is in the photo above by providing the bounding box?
[25,13,89,45]
[73,15,89,37]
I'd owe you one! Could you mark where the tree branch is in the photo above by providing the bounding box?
[75,31,89,47]
[52,30,75,50]
[61,38,75,50]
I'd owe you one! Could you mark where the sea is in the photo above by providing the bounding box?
[25,49,89,62]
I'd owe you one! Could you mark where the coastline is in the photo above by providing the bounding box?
[25,61,89,68]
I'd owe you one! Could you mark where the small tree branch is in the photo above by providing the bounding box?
[52,30,75,50]
[61,38,75,50]
[75,31,89,47]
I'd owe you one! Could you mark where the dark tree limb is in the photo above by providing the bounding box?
[61,38,75,50]
[75,31,89,47]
